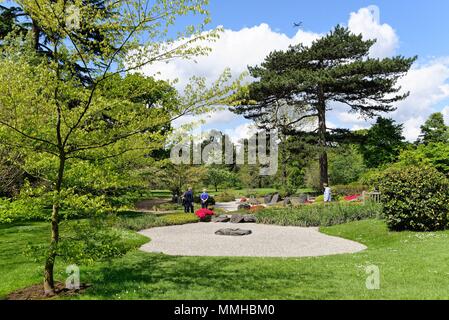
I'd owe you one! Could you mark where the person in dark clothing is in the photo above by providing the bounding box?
[183,187,194,213]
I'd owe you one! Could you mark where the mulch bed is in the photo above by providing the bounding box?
[6,282,90,300]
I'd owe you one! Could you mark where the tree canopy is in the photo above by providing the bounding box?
[418,112,449,145]
[358,117,405,168]
[233,25,416,187]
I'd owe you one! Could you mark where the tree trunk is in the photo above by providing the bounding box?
[43,155,65,295]
[281,136,288,185]
[317,95,329,189]
[32,20,40,52]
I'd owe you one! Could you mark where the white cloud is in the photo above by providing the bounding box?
[140,23,321,89]
[224,123,258,144]
[391,59,449,140]
[348,5,399,58]
[442,106,449,124]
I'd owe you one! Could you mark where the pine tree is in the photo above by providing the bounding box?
[233,25,416,187]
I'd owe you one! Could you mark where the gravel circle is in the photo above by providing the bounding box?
[138,222,367,257]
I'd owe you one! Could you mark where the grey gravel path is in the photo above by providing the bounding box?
[138,222,366,258]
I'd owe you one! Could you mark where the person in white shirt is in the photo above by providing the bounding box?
[323,183,332,202]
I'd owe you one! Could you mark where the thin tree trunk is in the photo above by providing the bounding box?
[44,38,64,294]
[44,155,65,295]
[317,93,328,189]
[32,20,40,52]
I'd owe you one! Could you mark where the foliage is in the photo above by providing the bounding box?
[304,160,320,191]
[205,167,237,191]
[112,211,198,231]
[255,202,382,227]
[24,218,143,265]
[0,0,240,293]
[329,144,366,184]
[358,117,405,168]
[332,184,368,196]
[417,112,449,144]
[195,208,214,219]
[396,143,449,176]
[379,165,449,231]
[151,162,207,196]
[214,191,236,202]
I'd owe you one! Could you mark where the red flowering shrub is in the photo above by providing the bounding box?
[195,208,214,219]
[343,194,362,202]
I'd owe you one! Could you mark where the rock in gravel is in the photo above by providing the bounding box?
[229,214,257,223]
[215,228,252,236]
[212,215,230,223]
[243,214,257,223]
[237,203,251,210]
[230,214,245,223]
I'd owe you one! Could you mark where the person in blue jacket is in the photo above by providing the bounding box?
[200,189,209,209]
[183,187,194,213]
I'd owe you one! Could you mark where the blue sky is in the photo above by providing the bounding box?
[208,0,449,59]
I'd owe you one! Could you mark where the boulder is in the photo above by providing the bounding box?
[215,228,252,236]
[212,215,230,223]
[237,203,251,210]
[230,214,245,223]
[230,214,256,223]
[243,214,257,223]
[264,194,272,204]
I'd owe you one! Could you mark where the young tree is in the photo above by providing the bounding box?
[0,0,235,295]
[329,144,366,185]
[418,112,449,144]
[233,25,416,188]
[205,167,235,191]
[358,117,405,168]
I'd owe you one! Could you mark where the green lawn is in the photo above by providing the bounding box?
[2,218,449,299]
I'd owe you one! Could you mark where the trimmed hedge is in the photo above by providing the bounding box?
[255,202,382,227]
[332,184,367,196]
[379,165,449,231]
[214,191,236,202]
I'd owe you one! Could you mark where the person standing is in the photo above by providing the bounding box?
[323,183,332,202]
[200,189,209,209]
[183,187,194,213]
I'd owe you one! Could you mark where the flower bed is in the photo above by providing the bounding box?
[195,208,215,221]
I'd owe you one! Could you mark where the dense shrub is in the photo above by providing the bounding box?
[379,165,449,231]
[113,211,198,231]
[256,202,382,227]
[214,191,236,202]
[332,184,367,196]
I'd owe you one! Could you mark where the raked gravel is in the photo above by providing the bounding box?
[138,222,366,258]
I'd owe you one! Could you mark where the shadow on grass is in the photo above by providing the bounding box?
[80,252,340,299]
